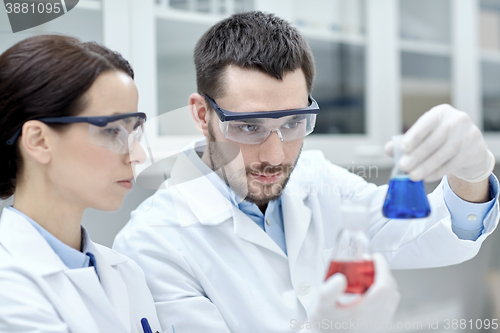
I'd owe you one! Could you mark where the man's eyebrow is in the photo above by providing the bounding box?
[283,115,306,121]
[237,118,264,124]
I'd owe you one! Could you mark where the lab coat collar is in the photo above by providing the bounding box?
[281,180,313,270]
[0,208,127,273]
[0,208,68,276]
[168,149,288,257]
[167,143,238,227]
[168,140,314,260]
[0,208,131,332]
[8,206,96,270]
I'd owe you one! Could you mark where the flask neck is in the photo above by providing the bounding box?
[333,228,372,261]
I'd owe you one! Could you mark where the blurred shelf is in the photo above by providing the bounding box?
[154,7,366,46]
[401,78,451,96]
[76,0,101,11]
[304,135,394,168]
[299,28,365,45]
[481,49,500,63]
[485,135,500,156]
[154,6,224,24]
[400,39,451,56]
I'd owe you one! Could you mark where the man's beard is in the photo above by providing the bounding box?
[207,123,302,207]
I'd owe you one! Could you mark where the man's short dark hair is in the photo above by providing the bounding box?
[194,11,315,100]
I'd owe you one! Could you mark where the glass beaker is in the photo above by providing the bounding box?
[326,205,374,296]
[382,135,431,219]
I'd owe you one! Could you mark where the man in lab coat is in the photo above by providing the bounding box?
[114,11,499,333]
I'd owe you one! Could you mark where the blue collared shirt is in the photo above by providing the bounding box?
[236,198,287,255]
[8,207,98,274]
[443,174,498,240]
[187,145,498,250]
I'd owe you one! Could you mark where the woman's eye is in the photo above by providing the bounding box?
[103,127,121,136]
[238,124,259,132]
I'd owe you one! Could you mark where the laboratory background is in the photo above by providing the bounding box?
[1,0,500,331]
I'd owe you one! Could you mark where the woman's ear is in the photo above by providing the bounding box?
[189,93,211,137]
[19,120,53,164]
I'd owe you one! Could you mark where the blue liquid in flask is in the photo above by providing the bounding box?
[383,176,430,219]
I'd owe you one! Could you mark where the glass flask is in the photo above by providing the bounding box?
[383,135,431,219]
[326,205,374,297]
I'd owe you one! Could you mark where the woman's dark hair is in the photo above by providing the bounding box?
[194,11,315,100]
[0,34,135,199]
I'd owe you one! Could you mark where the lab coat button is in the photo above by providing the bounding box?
[468,214,477,221]
[266,218,271,226]
[297,283,310,295]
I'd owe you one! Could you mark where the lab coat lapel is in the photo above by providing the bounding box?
[282,181,312,271]
[93,245,131,328]
[63,269,128,332]
[46,270,102,333]
[169,152,234,226]
[232,205,287,258]
[0,209,101,333]
[63,249,130,333]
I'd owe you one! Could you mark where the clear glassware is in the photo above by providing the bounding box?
[326,205,375,298]
[382,135,431,219]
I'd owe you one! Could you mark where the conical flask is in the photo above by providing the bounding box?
[326,205,374,295]
[383,135,431,219]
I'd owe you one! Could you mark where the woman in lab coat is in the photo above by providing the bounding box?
[0,35,162,333]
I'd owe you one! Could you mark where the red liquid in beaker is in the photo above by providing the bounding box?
[326,260,375,294]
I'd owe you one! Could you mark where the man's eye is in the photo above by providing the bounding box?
[238,124,259,132]
[283,121,302,129]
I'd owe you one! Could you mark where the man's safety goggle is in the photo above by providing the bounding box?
[6,112,146,154]
[203,94,320,145]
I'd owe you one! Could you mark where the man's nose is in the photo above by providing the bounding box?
[258,130,285,165]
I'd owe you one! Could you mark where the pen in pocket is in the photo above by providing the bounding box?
[141,318,154,333]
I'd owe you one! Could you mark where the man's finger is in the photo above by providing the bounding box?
[399,124,450,175]
[402,106,444,153]
[322,273,347,305]
[385,141,394,158]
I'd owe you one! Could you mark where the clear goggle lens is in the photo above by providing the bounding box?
[88,116,145,154]
[219,113,317,144]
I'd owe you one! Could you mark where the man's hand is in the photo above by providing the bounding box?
[386,104,494,184]
[301,253,400,332]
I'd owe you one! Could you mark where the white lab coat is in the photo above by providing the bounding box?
[113,146,499,333]
[0,208,162,333]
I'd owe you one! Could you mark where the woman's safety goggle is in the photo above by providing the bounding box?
[6,112,146,154]
[203,94,320,145]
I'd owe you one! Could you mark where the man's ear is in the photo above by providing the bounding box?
[189,93,210,137]
[19,120,53,165]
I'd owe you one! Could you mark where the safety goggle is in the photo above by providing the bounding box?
[203,94,319,145]
[6,112,146,154]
